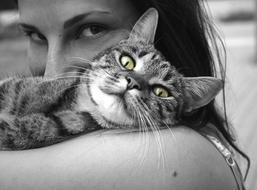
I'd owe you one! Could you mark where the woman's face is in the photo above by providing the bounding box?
[18,0,139,77]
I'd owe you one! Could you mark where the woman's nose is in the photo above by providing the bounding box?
[44,38,64,78]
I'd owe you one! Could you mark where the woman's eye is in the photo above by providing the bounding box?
[153,86,170,98]
[119,55,136,70]
[25,32,46,43]
[79,25,107,38]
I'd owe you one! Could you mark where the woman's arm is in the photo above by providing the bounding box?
[0,127,238,190]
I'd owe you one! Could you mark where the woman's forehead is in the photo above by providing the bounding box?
[18,0,138,27]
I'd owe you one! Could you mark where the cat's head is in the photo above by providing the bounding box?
[78,8,223,129]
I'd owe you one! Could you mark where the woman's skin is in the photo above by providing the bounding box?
[19,0,139,76]
[0,128,237,190]
[0,0,238,189]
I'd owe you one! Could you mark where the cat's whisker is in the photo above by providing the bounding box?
[55,69,94,80]
[68,56,92,63]
[33,72,85,86]
[51,75,81,80]
[66,61,92,68]
[137,109,152,147]
[129,97,150,168]
[136,106,148,135]
[161,120,180,170]
[136,99,151,135]
[64,65,91,73]
[136,97,167,170]
[66,60,92,66]
[89,71,118,85]
[50,83,87,96]
[136,113,150,169]
[53,75,91,81]
[33,75,91,89]
[55,72,83,76]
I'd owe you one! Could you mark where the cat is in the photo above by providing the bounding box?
[0,8,222,150]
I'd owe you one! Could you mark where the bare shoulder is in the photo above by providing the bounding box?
[91,127,238,190]
[0,126,238,190]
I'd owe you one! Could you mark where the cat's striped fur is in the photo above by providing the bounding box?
[0,8,222,150]
[0,77,101,149]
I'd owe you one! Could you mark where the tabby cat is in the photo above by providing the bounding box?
[0,8,222,150]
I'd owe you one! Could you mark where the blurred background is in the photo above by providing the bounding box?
[207,1,257,189]
[0,0,256,189]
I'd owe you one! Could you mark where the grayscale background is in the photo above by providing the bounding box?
[0,0,256,189]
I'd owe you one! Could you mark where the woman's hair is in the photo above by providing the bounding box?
[15,0,249,177]
[130,0,250,177]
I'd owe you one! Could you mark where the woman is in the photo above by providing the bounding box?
[0,0,248,189]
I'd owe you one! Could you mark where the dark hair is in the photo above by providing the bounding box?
[130,0,250,178]
[15,0,249,178]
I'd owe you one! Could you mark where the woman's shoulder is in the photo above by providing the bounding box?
[164,125,244,190]
[50,127,242,190]
[0,126,240,190]
[108,126,241,190]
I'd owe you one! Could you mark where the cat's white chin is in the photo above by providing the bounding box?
[76,83,134,127]
[91,85,134,127]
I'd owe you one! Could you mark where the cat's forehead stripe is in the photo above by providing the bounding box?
[138,51,148,58]
[100,41,182,83]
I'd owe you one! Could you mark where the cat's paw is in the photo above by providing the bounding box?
[54,111,87,134]
[0,117,18,150]
[0,114,16,135]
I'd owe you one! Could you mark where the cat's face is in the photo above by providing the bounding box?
[76,8,222,129]
[85,40,183,129]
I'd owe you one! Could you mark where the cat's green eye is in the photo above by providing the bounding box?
[153,86,170,98]
[120,55,136,70]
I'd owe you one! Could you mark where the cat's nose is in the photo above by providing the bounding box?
[126,76,141,90]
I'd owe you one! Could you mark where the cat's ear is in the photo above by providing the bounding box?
[182,77,223,112]
[128,8,159,44]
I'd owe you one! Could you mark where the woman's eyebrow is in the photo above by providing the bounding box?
[63,11,111,29]
[18,23,40,33]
